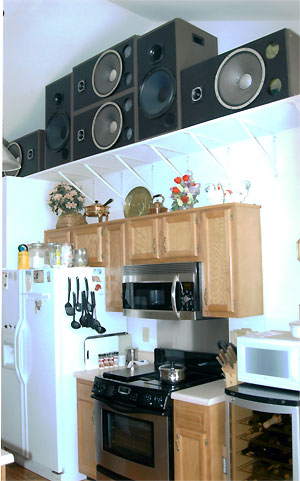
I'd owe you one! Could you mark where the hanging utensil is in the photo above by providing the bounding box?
[71,292,81,329]
[75,277,82,312]
[65,277,74,316]
[79,291,87,327]
[84,277,92,311]
[90,291,106,334]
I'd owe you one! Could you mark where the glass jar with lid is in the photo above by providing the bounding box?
[45,243,62,267]
[28,242,46,268]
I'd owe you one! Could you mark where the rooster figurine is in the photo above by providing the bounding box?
[205,183,225,204]
[224,180,251,203]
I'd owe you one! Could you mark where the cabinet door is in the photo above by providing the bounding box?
[201,208,235,317]
[159,211,200,261]
[44,228,71,244]
[126,217,159,263]
[103,221,125,312]
[77,380,96,480]
[174,427,209,481]
[72,224,104,266]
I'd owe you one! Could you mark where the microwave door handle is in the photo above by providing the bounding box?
[171,275,180,319]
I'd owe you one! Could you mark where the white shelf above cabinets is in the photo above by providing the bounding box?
[29,95,300,196]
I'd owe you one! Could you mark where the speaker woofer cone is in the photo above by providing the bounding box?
[46,111,70,152]
[92,102,123,150]
[92,50,123,98]
[215,48,266,110]
[6,142,22,176]
[139,68,175,119]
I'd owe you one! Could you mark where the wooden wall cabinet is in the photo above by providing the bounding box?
[174,400,225,481]
[45,203,263,318]
[102,220,126,312]
[125,210,201,264]
[44,223,104,266]
[76,379,96,480]
[201,204,263,318]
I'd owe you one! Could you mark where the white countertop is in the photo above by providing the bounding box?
[1,449,14,467]
[171,379,226,406]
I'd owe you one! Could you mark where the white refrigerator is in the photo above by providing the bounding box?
[1,266,127,481]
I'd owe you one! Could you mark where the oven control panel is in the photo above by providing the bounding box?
[92,377,168,411]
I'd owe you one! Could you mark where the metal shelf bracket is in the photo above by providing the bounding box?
[84,164,124,199]
[186,132,227,173]
[114,154,155,193]
[58,171,94,202]
[146,144,182,176]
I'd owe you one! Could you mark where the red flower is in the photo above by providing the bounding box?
[182,174,190,182]
[181,196,189,203]
[172,187,180,194]
[174,177,181,184]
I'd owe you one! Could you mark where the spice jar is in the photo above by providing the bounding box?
[72,248,88,267]
[61,242,73,267]
[45,243,62,267]
[28,242,46,268]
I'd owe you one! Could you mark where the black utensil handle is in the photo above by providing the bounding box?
[84,277,89,298]
[103,198,113,207]
[91,291,96,310]
[67,277,71,302]
[76,277,80,302]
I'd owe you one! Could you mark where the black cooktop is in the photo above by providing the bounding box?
[92,348,222,413]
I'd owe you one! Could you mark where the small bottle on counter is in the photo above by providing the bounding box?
[103,354,109,368]
[113,352,119,367]
[98,354,104,369]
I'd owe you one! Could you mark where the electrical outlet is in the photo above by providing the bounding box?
[142,327,150,342]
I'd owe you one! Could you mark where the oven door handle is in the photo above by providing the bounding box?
[91,394,167,416]
[171,275,180,319]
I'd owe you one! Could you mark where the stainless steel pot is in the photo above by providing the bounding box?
[158,362,186,384]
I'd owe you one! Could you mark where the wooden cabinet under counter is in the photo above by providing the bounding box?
[173,399,225,481]
[76,378,96,480]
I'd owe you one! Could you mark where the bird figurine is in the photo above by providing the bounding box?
[205,183,225,205]
[224,180,251,203]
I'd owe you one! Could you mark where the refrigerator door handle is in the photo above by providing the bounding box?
[15,318,26,384]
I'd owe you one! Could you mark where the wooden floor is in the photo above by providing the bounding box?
[5,463,49,481]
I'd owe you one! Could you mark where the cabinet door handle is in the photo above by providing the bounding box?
[204,288,208,306]
[176,433,180,451]
[152,238,156,254]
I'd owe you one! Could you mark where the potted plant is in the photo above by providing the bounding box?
[48,182,87,228]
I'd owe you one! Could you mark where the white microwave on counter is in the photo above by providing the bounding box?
[237,330,300,391]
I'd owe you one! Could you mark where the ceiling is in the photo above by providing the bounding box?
[3,0,300,143]
[108,0,300,21]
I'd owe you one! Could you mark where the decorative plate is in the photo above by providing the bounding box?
[123,186,152,218]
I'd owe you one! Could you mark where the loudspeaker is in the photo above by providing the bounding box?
[181,29,300,128]
[137,18,218,141]
[5,130,45,177]
[45,73,72,169]
[72,35,139,112]
[72,89,138,160]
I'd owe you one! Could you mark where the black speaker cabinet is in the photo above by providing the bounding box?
[181,28,300,128]
[72,35,139,113]
[72,89,138,161]
[6,130,45,177]
[45,73,72,169]
[137,18,218,141]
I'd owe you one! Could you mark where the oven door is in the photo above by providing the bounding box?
[94,398,171,481]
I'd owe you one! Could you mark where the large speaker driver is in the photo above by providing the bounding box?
[139,68,176,118]
[92,50,122,98]
[46,111,70,152]
[137,18,218,141]
[181,28,300,128]
[45,74,72,169]
[92,102,122,150]
[73,89,138,161]
[215,48,265,109]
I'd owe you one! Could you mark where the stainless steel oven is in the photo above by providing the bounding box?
[93,396,172,480]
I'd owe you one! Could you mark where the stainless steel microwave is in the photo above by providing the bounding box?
[122,262,202,320]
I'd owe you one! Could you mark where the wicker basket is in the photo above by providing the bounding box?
[56,212,87,229]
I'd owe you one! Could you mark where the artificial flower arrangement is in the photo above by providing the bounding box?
[48,182,85,216]
[170,170,201,210]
